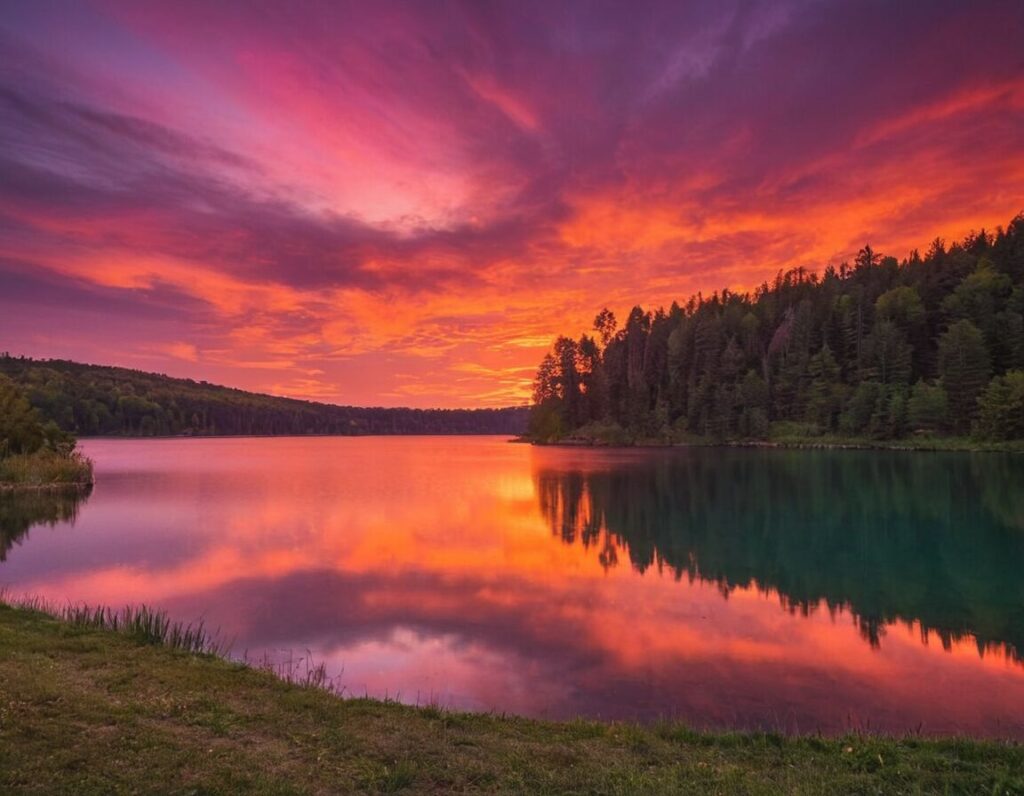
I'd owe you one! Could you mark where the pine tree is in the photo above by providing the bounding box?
[938,320,991,432]
[907,380,949,434]
[806,343,842,431]
[863,320,913,385]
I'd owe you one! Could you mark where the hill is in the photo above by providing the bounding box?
[0,356,528,437]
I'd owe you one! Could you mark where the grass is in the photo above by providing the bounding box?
[59,601,225,656]
[761,422,1024,452]
[756,433,1024,452]
[527,422,1024,453]
[1,599,1023,793]
[0,450,94,489]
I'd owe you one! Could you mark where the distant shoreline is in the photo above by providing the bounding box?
[0,355,530,439]
[75,432,518,441]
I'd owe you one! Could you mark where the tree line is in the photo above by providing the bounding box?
[0,358,529,437]
[530,214,1024,442]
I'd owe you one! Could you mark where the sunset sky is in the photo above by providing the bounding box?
[1,1,1022,408]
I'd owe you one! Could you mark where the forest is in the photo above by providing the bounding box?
[0,358,529,437]
[530,214,1024,443]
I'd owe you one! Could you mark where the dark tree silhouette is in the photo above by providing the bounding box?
[529,215,1024,442]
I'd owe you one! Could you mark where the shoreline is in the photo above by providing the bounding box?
[521,436,1024,454]
[0,481,93,492]
[1,598,1022,792]
[75,431,519,441]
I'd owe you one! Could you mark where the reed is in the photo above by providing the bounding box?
[62,603,224,655]
[0,591,352,694]
[0,450,94,488]
[1,592,223,656]
[243,648,345,695]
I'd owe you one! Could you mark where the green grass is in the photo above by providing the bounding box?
[759,434,1024,453]
[57,601,225,656]
[527,423,1024,453]
[0,450,94,488]
[1,601,1022,793]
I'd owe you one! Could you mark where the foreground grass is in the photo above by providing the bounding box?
[0,450,94,489]
[1,604,1023,794]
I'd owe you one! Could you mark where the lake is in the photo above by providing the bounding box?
[2,436,1023,738]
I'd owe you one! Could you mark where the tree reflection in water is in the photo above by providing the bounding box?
[535,449,1024,662]
[0,487,92,562]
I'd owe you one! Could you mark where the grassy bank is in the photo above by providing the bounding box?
[0,450,93,490]
[525,421,1024,453]
[1,602,1022,794]
[748,432,1024,453]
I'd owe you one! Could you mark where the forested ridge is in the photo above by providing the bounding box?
[530,214,1024,444]
[0,357,528,437]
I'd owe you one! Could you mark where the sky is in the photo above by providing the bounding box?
[1,1,1022,408]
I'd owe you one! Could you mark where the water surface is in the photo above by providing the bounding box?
[2,437,1023,737]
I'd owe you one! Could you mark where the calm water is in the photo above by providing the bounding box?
[2,437,1024,738]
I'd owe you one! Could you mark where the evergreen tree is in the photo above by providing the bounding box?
[863,320,913,385]
[907,380,949,434]
[554,337,581,427]
[738,370,770,437]
[938,320,991,432]
[806,344,842,431]
[840,381,883,436]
